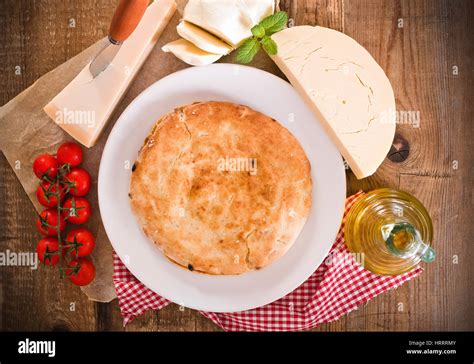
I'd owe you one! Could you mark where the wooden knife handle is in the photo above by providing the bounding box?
[109,0,149,43]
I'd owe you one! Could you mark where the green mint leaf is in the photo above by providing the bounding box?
[235,37,261,64]
[259,11,288,36]
[251,24,265,38]
[261,36,278,55]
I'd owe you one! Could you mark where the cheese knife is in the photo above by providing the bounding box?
[89,0,150,78]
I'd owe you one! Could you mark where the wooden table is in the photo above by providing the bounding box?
[0,0,472,331]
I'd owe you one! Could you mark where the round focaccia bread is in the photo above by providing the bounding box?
[129,101,312,275]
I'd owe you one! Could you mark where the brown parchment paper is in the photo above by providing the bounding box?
[0,1,283,302]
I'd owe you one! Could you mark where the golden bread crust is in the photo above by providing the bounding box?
[129,101,312,274]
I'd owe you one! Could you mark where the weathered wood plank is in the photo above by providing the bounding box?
[281,0,344,31]
[338,0,474,332]
[0,0,472,331]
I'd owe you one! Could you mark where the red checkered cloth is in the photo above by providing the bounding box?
[113,192,423,331]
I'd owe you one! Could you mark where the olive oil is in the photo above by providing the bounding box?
[345,188,435,275]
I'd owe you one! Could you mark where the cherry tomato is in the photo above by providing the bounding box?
[36,181,65,208]
[62,197,92,224]
[36,238,60,266]
[64,168,91,197]
[33,154,59,180]
[65,228,95,257]
[67,258,95,286]
[57,142,83,167]
[36,209,66,236]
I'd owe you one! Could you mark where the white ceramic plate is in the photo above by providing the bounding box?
[99,64,346,312]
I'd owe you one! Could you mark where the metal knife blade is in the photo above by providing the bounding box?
[88,0,149,78]
[89,39,122,78]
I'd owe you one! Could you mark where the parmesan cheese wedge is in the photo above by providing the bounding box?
[183,0,274,47]
[177,21,233,55]
[271,26,396,179]
[44,0,176,148]
[162,39,222,66]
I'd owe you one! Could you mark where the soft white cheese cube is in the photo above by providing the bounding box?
[162,39,222,66]
[183,0,274,47]
[177,21,233,55]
